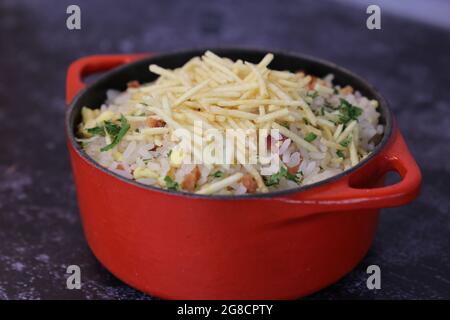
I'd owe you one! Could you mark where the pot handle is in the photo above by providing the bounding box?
[283,127,421,210]
[66,54,150,104]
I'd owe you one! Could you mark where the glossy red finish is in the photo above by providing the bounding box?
[66,54,421,299]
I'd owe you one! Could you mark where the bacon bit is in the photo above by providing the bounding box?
[147,117,166,128]
[241,174,257,193]
[116,164,124,170]
[266,135,272,151]
[340,85,354,95]
[308,76,317,90]
[287,164,300,175]
[127,80,140,88]
[266,134,288,152]
[181,166,201,192]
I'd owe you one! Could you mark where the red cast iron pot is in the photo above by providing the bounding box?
[65,49,421,299]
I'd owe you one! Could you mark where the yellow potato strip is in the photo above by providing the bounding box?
[208,106,258,120]
[317,118,336,129]
[173,80,210,106]
[203,56,242,82]
[248,63,268,97]
[337,120,357,143]
[349,141,358,166]
[298,98,317,126]
[209,99,306,107]
[211,83,258,92]
[149,65,181,82]
[268,82,292,101]
[272,122,319,152]
[140,127,170,135]
[196,172,244,195]
[255,108,289,123]
[146,106,183,130]
[333,124,344,140]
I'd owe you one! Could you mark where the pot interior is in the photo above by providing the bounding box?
[66,48,392,198]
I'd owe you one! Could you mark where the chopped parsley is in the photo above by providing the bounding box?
[287,169,302,183]
[336,150,345,158]
[340,136,352,147]
[164,176,179,191]
[264,167,301,187]
[264,172,282,187]
[338,99,362,124]
[307,90,319,99]
[167,149,172,157]
[210,170,224,178]
[87,126,106,136]
[104,121,121,137]
[304,132,317,143]
[86,115,130,152]
[281,122,290,129]
[100,115,130,152]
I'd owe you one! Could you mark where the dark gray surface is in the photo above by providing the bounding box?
[0,0,449,300]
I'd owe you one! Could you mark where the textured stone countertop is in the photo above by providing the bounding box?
[0,0,449,299]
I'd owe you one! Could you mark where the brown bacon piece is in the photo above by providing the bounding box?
[308,76,317,90]
[147,117,166,128]
[127,80,140,88]
[287,164,300,175]
[340,85,354,95]
[241,174,257,193]
[181,166,201,192]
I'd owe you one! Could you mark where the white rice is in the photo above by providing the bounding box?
[77,52,384,195]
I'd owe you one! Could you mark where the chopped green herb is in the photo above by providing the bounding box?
[100,115,130,152]
[164,176,179,191]
[285,168,301,184]
[210,170,224,178]
[340,136,352,147]
[336,150,345,158]
[87,126,106,136]
[87,120,121,138]
[320,107,325,116]
[167,149,172,157]
[338,99,362,124]
[264,167,301,187]
[281,122,290,129]
[307,90,319,99]
[264,172,282,187]
[104,121,121,136]
[304,132,317,143]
